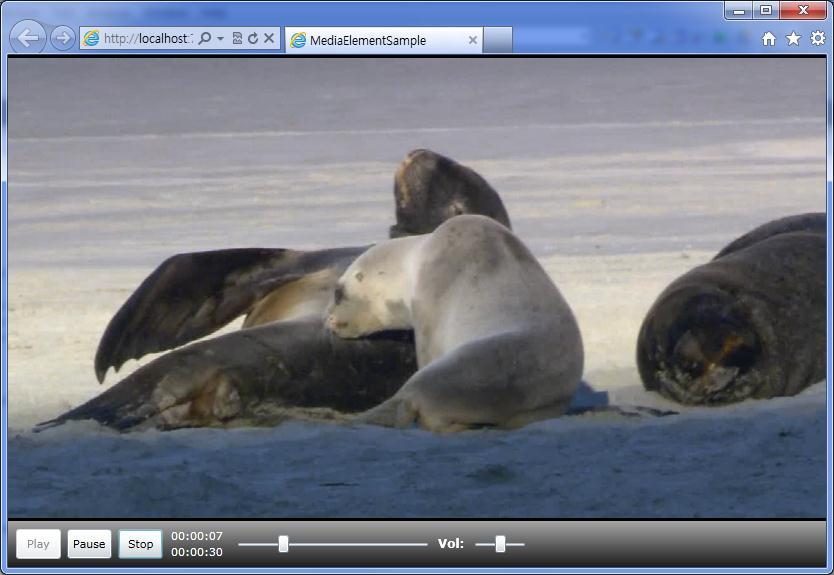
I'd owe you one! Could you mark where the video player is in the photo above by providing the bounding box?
[1,1,831,573]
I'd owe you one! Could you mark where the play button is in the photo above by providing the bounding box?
[10,20,47,53]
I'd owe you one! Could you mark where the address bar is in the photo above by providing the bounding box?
[78,27,281,50]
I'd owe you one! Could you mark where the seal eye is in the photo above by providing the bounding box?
[334,285,346,305]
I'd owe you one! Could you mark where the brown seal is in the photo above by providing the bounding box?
[389,149,510,238]
[636,213,826,405]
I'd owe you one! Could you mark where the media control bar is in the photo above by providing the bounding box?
[7,520,826,568]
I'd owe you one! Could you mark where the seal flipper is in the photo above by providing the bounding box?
[40,340,246,431]
[95,246,366,383]
[354,396,419,428]
[565,405,679,418]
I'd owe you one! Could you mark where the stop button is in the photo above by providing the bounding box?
[118,530,162,559]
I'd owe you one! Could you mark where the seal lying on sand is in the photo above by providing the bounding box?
[39,150,510,431]
[327,215,584,432]
[636,213,826,405]
[41,320,416,430]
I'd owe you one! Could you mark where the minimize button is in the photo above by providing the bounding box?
[724,1,754,18]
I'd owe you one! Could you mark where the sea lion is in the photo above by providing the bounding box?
[94,149,509,383]
[389,149,511,238]
[38,319,416,431]
[41,150,510,430]
[326,214,584,432]
[636,213,826,405]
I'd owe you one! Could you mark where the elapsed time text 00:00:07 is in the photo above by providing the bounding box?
[170,531,224,541]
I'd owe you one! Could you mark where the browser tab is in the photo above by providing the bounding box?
[284,27,483,54]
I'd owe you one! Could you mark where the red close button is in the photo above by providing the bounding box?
[780,1,827,19]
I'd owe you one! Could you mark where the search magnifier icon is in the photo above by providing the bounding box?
[198,31,211,45]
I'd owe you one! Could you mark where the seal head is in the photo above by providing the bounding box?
[389,149,511,238]
[638,285,764,405]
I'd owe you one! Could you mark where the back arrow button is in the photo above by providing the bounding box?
[18,28,39,47]
[10,20,46,52]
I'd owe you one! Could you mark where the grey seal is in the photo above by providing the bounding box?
[327,215,584,432]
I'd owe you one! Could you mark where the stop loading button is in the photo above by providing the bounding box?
[118,530,163,559]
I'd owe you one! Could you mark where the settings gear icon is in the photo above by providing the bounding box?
[810,30,825,46]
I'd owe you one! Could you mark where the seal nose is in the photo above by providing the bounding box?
[326,315,347,333]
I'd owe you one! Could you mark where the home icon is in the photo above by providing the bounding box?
[762,31,776,46]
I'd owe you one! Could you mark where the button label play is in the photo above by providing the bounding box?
[16,529,61,559]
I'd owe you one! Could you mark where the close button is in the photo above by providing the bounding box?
[780,1,827,19]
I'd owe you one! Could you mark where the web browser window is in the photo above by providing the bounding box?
[1,1,832,573]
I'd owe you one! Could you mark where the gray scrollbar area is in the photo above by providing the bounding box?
[8,520,826,568]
